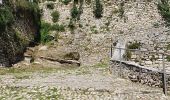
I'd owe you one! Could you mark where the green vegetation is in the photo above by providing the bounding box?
[40,22,65,43]
[47,0,57,1]
[51,11,60,22]
[68,19,75,31]
[166,55,170,62]
[46,3,55,9]
[0,86,63,99]
[71,4,79,19]
[51,24,65,32]
[158,0,170,26]
[0,6,14,32]
[93,0,103,19]
[118,1,125,18]
[150,55,157,61]
[15,0,41,42]
[123,50,132,60]
[40,22,52,43]
[60,0,71,5]
[128,42,141,49]
[167,44,170,50]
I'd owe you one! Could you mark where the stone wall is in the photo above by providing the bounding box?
[110,60,170,88]
[126,49,170,69]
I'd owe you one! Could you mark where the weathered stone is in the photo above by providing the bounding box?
[39,46,48,51]
[64,52,80,61]
[145,61,152,65]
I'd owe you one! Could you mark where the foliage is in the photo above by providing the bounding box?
[167,44,170,50]
[61,0,71,5]
[46,3,54,9]
[51,24,65,32]
[0,6,14,32]
[47,0,56,1]
[40,22,65,43]
[40,22,52,43]
[118,1,125,18]
[128,42,141,49]
[15,0,41,35]
[68,19,75,31]
[74,0,79,4]
[51,11,60,23]
[71,4,79,19]
[93,0,103,19]
[158,0,170,26]
[123,50,132,60]
[166,55,170,62]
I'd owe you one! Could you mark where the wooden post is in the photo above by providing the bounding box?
[162,53,167,96]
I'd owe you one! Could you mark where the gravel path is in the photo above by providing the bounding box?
[0,66,169,100]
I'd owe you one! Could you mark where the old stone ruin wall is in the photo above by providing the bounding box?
[123,41,170,70]
[110,60,170,88]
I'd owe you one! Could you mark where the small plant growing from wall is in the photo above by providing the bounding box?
[71,4,79,19]
[123,50,132,60]
[46,3,54,9]
[61,0,71,5]
[118,1,125,18]
[128,42,141,49]
[68,19,75,31]
[166,44,170,50]
[166,55,170,62]
[51,11,60,23]
[150,55,157,61]
[93,0,103,19]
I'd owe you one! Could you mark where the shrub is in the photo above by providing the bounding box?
[68,19,75,30]
[158,0,170,26]
[61,0,71,5]
[123,50,132,60]
[118,1,124,18]
[40,22,52,43]
[15,0,41,28]
[71,4,79,19]
[128,42,141,49]
[167,44,170,50]
[46,3,54,9]
[93,0,103,19]
[51,24,65,32]
[74,0,79,4]
[166,55,170,62]
[51,11,60,22]
[40,22,65,43]
[47,0,56,1]
[0,6,14,32]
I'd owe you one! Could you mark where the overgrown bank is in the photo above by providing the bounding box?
[0,0,41,66]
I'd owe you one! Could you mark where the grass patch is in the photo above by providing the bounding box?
[93,62,108,68]
[14,74,30,79]
[0,63,80,75]
[0,86,63,99]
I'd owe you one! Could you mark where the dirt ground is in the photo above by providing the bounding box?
[0,64,169,100]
